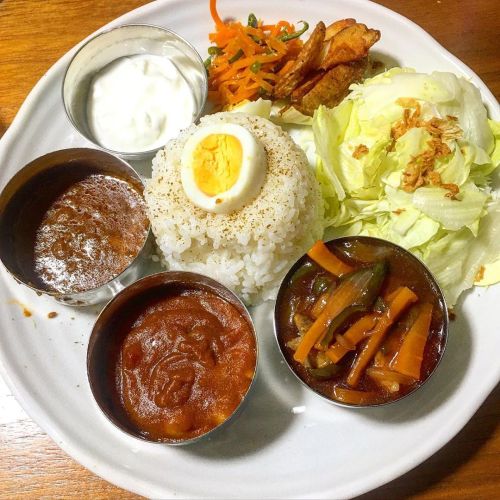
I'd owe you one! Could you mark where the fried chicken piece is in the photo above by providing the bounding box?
[273,21,326,99]
[294,58,368,116]
[324,18,356,41]
[319,23,380,70]
[290,71,325,103]
[320,19,357,69]
[274,18,380,115]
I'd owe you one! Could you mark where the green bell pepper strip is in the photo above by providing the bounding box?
[288,260,316,288]
[247,13,258,28]
[279,21,309,41]
[307,363,341,380]
[250,61,262,73]
[229,49,244,63]
[319,261,387,348]
[312,275,334,295]
[320,304,367,349]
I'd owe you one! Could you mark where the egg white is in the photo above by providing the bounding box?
[180,123,267,214]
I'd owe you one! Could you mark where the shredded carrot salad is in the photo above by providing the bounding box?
[206,0,308,107]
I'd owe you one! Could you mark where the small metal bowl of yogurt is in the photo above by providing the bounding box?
[62,24,208,160]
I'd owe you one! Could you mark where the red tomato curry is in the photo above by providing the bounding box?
[114,288,256,441]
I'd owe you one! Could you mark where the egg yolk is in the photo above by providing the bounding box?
[191,134,242,196]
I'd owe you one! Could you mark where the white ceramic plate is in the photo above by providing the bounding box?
[0,0,499,498]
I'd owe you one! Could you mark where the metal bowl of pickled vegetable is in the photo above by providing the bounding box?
[274,236,448,408]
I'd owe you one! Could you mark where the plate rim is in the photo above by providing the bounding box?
[0,0,499,498]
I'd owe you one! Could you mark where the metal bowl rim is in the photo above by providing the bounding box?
[87,270,259,445]
[273,235,449,409]
[61,23,209,160]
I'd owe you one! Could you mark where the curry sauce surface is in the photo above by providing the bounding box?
[33,174,148,293]
[116,289,256,441]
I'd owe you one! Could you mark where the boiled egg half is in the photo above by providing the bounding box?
[180,123,267,214]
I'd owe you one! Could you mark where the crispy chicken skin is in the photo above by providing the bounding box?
[273,21,326,99]
[320,23,381,70]
[324,18,356,41]
[295,58,368,116]
[273,19,380,114]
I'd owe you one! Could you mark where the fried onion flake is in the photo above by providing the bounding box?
[391,99,463,196]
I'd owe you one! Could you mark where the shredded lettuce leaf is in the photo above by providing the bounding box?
[313,68,500,305]
[412,184,488,231]
[228,79,500,305]
[424,201,500,304]
[227,98,272,118]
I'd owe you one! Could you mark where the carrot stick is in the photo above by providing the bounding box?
[385,287,419,321]
[307,241,353,276]
[310,288,333,318]
[390,303,433,380]
[270,20,292,36]
[346,287,418,387]
[366,367,415,385]
[209,0,226,31]
[333,386,379,405]
[384,288,400,303]
[293,281,358,364]
[326,314,378,363]
[266,36,287,53]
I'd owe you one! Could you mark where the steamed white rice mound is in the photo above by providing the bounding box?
[145,112,324,305]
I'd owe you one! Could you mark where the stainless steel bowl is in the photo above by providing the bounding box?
[0,148,152,306]
[274,236,448,408]
[87,271,259,445]
[62,24,208,160]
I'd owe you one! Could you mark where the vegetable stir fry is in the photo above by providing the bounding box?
[277,238,447,406]
[207,0,307,106]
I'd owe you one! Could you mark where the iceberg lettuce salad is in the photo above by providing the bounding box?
[313,68,500,306]
[230,68,500,306]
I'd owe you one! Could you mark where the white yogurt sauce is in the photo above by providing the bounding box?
[87,54,196,153]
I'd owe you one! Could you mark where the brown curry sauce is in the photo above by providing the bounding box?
[275,238,447,405]
[32,174,148,294]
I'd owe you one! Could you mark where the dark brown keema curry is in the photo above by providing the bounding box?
[275,237,447,406]
[33,174,148,294]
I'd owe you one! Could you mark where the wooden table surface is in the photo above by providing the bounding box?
[0,0,499,498]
